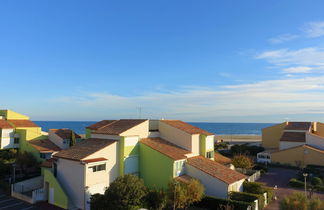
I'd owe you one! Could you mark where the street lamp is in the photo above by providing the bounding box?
[303,173,308,196]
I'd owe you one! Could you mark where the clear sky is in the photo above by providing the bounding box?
[1,0,324,122]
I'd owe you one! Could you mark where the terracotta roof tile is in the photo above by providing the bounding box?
[82,157,107,163]
[86,120,116,130]
[280,132,306,142]
[9,120,39,128]
[140,137,191,160]
[93,119,147,135]
[29,139,61,152]
[50,129,81,139]
[161,120,213,136]
[271,144,324,154]
[0,120,13,129]
[187,156,246,184]
[53,138,116,161]
[285,122,311,130]
[214,152,232,165]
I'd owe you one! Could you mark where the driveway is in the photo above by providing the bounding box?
[258,167,324,210]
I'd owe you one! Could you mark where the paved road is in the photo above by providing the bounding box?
[258,167,324,210]
[0,193,37,210]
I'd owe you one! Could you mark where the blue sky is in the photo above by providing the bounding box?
[1,0,324,122]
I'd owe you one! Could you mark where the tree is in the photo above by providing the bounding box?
[145,189,167,210]
[232,155,254,169]
[15,151,39,174]
[70,130,76,147]
[311,177,323,186]
[91,174,147,210]
[168,178,204,209]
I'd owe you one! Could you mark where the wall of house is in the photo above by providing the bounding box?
[262,122,287,149]
[121,121,149,138]
[56,158,85,209]
[279,141,304,150]
[306,133,324,150]
[0,110,29,120]
[85,142,119,185]
[271,145,324,167]
[15,129,45,161]
[200,135,214,158]
[185,164,229,198]
[49,132,67,150]
[228,179,244,192]
[43,168,69,209]
[315,122,324,137]
[159,121,193,153]
[0,128,16,149]
[139,143,174,189]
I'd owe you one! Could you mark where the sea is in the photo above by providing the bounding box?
[34,121,275,136]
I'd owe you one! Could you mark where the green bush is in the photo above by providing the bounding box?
[265,187,274,202]
[314,185,324,192]
[243,181,265,194]
[289,178,305,188]
[145,189,167,210]
[311,177,323,186]
[280,192,324,210]
[195,195,254,210]
[229,191,265,210]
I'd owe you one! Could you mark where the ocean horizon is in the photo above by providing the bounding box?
[34,121,274,136]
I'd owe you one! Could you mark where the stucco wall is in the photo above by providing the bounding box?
[306,133,324,150]
[121,120,149,138]
[279,141,304,150]
[315,122,324,137]
[262,122,287,149]
[159,121,193,153]
[49,131,67,150]
[185,164,229,198]
[56,159,85,209]
[90,134,121,140]
[0,128,16,149]
[85,142,119,185]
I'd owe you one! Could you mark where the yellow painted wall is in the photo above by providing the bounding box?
[315,122,324,137]
[271,145,324,167]
[120,120,149,138]
[262,122,287,149]
[0,110,29,120]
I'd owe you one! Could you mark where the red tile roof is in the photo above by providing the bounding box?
[41,159,54,168]
[271,144,324,154]
[50,129,81,139]
[9,120,39,128]
[280,132,306,142]
[82,157,108,164]
[161,120,213,136]
[214,152,232,165]
[0,120,13,129]
[140,137,191,160]
[187,156,246,184]
[29,139,61,152]
[53,138,116,161]
[285,122,311,130]
[93,119,147,135]
[86,120,116,130]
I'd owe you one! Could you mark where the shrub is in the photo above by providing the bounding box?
[229,191,265,210]
[243,181,265,194]
[264,187,274,202]
[232,155,254,169]
[145,189,167,210]
[311,177,323,186]
[280,192,308,210]
[314,185,324,192]
[195,196,254,210]
[289,178,305,188]
[90,193,107,210]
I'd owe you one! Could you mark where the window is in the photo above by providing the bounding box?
[174,160,184,176]
[206,151,214,159]
[14,137,20,144]
[40,153,46,159]
[89,164,106,172]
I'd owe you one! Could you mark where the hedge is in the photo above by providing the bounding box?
[229,191,265,210]
[195,195,254,210]
[243,181,273,202]
[289,178,305,188]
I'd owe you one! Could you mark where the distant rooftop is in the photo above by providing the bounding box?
[92,119,147,135]
[50,128,81,139]
[9,120,39,128]
[285,122,312,131]
[280,132,306,142]
[161,120,213,136]
[0,120,13,129]
[29,139,61,152]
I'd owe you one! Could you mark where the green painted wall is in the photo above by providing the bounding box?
[119,137,125,176]
[139,143,174,189]
[200,135,207,157]
[43,168,69,209]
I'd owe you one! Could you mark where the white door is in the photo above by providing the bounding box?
[124,156,139,175]
[49,188,54,204]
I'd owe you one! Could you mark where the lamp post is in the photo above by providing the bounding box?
[303,173,308,197]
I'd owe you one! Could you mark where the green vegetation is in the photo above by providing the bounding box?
[229,191,265,210]
[195,195,255,210]
[232,154,254,169]
[280,192,324,210]
[243,181,274,204]
[145,189,167,210]
[230,144,264,156]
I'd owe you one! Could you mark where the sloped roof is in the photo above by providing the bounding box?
[0,120,13,129]
[93,119,147,135]
[9,120,39,128]
[280,132,306,142]
[50,129,81,139]
[53,138,116,161]
[83,157,107,163]
[86,120,116,130]
[161,120,213,136]
[140,137,191,160]
[29,139,61,152]
[285,122,311,130]
[187,156,246,185]
[214,152,232,165]
[271,144,324,155]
